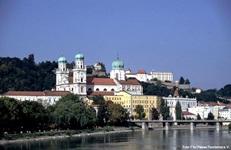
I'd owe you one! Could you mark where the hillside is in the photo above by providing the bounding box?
[0,54,57,94]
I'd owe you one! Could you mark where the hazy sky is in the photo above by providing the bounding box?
[0,0,231,90]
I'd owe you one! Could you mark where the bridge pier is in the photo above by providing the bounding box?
[216,122,222,131]
[190,122,195,131]
[165,122,169,130]
[142,122,148,130]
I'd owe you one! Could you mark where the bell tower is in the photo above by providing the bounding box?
[72,53,87,100]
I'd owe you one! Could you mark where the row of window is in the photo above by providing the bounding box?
[106,97,121,100]
[88,88,115,92]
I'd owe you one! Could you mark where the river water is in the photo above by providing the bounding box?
[1,129,231,150]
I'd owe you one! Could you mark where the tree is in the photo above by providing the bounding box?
[159,99,170,120]
[207,112,215,125]
[134,105,145,120]
[151,107,159,120]
[145,84,170,97]
[1,97,23,132]
[175,101,182,120]
[179,77,185,84]
[51,94,90,129]
[84,106,97,128]
[197,114,201,120]
[21,101,48,131]
[92,95,105,105]
[0,99,9,137]
[207,112,214,120]
[106,103,128,125]
[185,79,190,84]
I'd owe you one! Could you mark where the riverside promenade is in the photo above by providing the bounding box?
[131,120,231,131]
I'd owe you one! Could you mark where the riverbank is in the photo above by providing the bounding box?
[0,127,140,145]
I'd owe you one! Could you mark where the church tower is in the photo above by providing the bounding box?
[110,57,125,80]
[72,53,87,100]
[55,56,70,91]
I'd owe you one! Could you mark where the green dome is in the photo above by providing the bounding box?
[75,53,84,60]
[58,56,67,63]
[112,58,124,70]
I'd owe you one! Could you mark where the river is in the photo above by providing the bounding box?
[1,129,231,150]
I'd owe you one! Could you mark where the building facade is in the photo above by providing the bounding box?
[103,91,161,120]
[125,68,173,82]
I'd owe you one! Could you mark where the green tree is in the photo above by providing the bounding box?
[0,99,9,137]
[207,112,215,125]
[84,106,97,128]
[175,101,182,120]
[151,107,159,120]
[197,113,201,120]
[21,101,48,131]
[106,103,128,125]
[185,79,190,84]
[92,95,105,105]
[144,84,170,96]
[1,97,23,132]
[51,94,88,129]
[134,105,145,120]
[179,77,185,84]
[159,99,170,120]
[207,112,214,120]
[95,96,108,126]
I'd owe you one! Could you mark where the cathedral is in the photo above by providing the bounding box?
[55,53,143,100]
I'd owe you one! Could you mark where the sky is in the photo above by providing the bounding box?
[0,0,231,90]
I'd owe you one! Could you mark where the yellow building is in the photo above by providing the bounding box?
[104,91,161,120]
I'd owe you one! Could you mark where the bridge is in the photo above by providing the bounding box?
[130,120,231,131]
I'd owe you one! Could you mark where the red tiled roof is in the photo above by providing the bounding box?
[4,91,70,96]
[137,70,146,74]
[4,91,45,96]
[117,79,141,85]
[87,91,114,96]
[44,91,71,96]
[87,78,116,85]
[182,111,195,116]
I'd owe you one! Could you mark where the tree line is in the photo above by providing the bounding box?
[0,94,130,138]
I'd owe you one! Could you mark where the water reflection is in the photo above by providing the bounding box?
[1,129,231,150]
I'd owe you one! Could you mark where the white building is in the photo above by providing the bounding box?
[163,90,197,120]
[125,68,173,82]
[188,106,211,120]
[219,107,231,120]
[3,91,70,107]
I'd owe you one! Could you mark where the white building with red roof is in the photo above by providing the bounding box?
[3,91,70,107]
[125,68,173,82]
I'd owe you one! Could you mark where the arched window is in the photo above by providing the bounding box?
[81,86,84,93]
[116,73,119,79]
[104,88,107,91]
[111,88,114,91]
[88,88,92,91]
[96,88,99,91]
